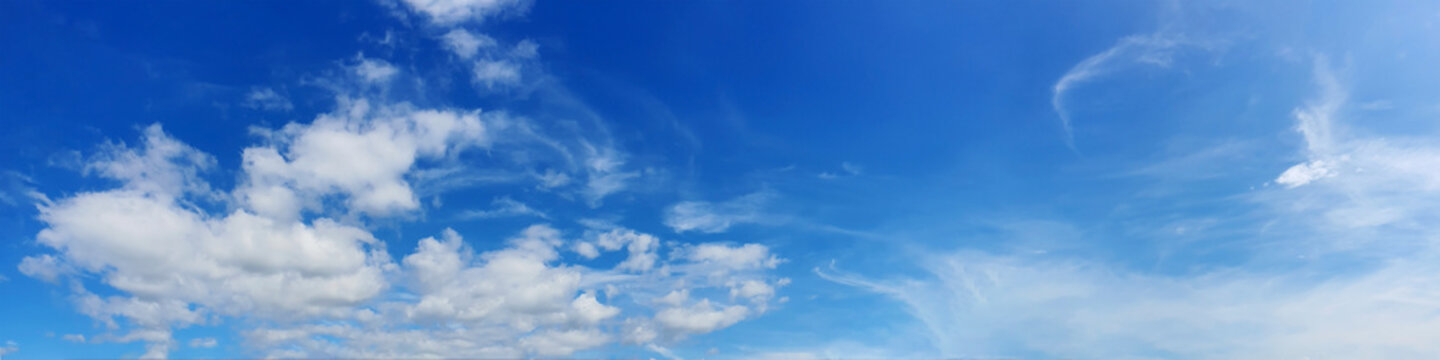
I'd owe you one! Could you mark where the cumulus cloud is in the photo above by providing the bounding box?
[654,299,748,335]
[19,122,787,358]
[237,96,492,219]
[15,3,780,358]
[664,191,773,233]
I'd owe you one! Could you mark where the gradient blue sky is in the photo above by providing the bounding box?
[4,0,1440,359]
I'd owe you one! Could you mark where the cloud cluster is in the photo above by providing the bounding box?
[22,116,786,358]
[16,4,783,357]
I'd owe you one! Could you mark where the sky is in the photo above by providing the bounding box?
[2,0,1440,359]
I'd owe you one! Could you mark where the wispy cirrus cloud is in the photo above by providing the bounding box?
[663,191,774,234]
[827,55,1440,359]
[1050,30,1226,150]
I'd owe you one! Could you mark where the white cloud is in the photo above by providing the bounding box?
[441,28,495,58]
[84,124,216,199]
[654,299,749,335]
[238,97,491,219]
[1267,58,1440,236]
[577,141,638,207]
[1275,159,1334,188]
[685,243,782,271]
[592,228,660,272]
[456,196,547,220]
[243,87,293,111]
[17,254,70,283]
[18,8,771,359]
[188,337,217,348]
[62,334,85,343]
[1050,33,1217,149]
[247,224,785,358]
[473,59,521,88]
[826,56,1440,359]
[400,0,529,25]
[824,251,1440,359]
[352,57,399,83]
[664,191,773,233]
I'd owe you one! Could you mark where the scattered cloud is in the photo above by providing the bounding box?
[664,191,774,233]
[827,55,1440,359]
[19,121,786,357]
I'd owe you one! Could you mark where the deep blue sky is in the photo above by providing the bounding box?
[4,0,1440,359]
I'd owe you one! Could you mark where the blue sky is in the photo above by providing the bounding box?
[3,0,1440,358]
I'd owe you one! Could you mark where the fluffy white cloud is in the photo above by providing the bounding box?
[18,10,774,359]
[654,299,749,335]
[238,97,491,219]
[248,225,785,358]
[400,0,529,25]
[592,228,660,272]
[686,243,782,271]
[664,191,773,233]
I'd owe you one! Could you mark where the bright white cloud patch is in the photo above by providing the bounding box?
[1275,160,1334,188]
[238,97,492,219]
